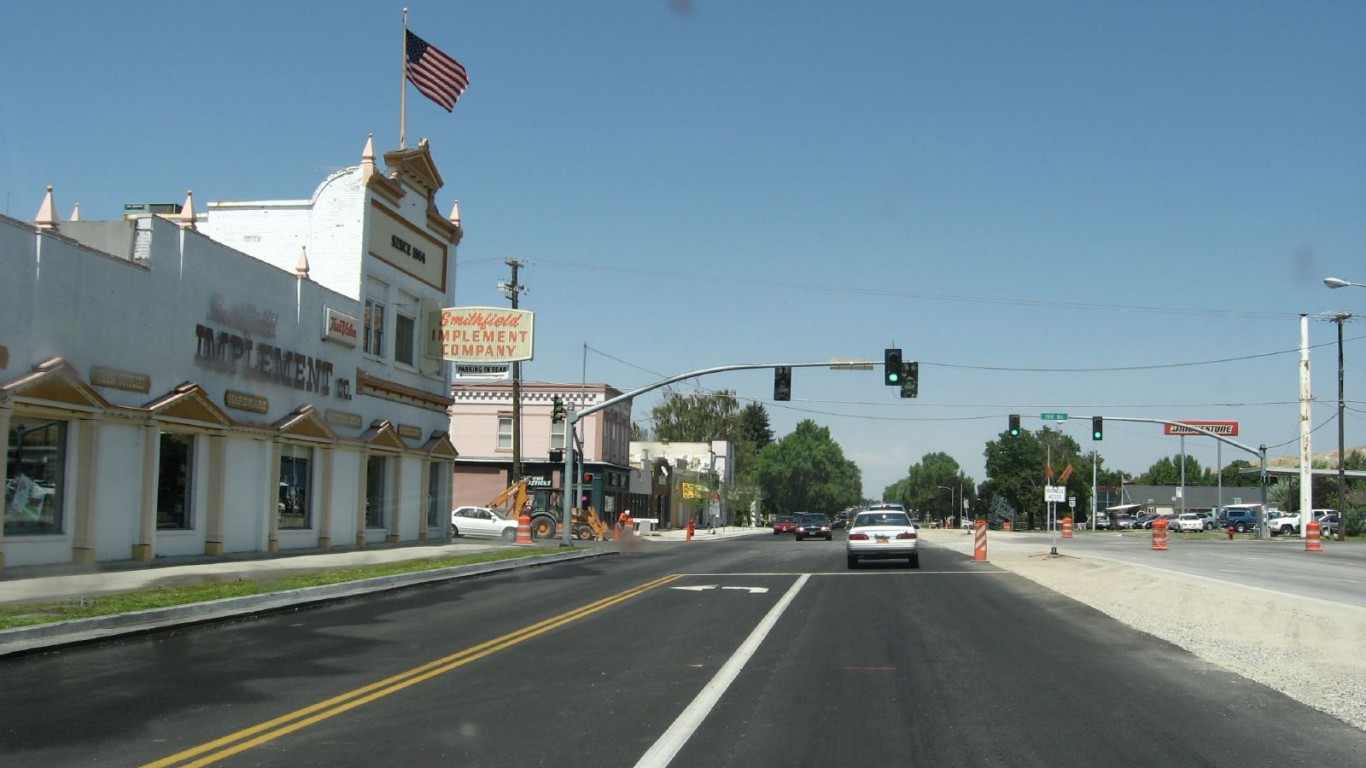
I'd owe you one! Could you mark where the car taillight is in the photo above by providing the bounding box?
[895,532,916,540]
[848,532,869,540]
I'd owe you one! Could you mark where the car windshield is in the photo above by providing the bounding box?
[855,512,911,527]
[801,515,826,524]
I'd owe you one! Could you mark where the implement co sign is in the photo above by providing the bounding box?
[432,307,534,363]
[1164,421,1239,436]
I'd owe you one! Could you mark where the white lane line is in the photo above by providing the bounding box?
[633,574,810,768]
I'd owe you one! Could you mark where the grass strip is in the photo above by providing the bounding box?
[0,548,561,630]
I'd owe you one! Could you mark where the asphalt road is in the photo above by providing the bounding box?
[3,535,1364,767]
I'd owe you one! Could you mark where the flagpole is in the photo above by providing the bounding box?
[400,7,409,149]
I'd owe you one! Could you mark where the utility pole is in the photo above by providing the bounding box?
[501,259,527,482]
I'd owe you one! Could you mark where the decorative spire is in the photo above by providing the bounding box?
[179,190,197,230]
[35,186,59,230]
[69,204,81,222]
[449,198,461,227]
[361,134,377,183]
[295,246,311,279]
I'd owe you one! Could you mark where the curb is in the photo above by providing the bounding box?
[0,549,610,658]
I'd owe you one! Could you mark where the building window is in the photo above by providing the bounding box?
[364,296,386,356]
[278,443,313,530]
[395,311,416,366]
[5,417,66,536]
[157,432,194,530]
[365,454,388,528]
[496,416,513,451]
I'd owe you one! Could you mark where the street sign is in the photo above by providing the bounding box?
[1164,421,1239,436]
[1040,412,1069,421]
[829,358,875,370]
[1044,485,1067,503]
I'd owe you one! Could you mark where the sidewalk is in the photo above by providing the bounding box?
[0,526,764,657]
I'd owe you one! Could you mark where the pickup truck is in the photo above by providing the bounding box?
[1267,510,1302,536]
[1218,506,1261,533]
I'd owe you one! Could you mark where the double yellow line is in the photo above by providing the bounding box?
[144,573,681,768]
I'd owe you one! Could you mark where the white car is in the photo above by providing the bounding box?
[450,506,518,540]
[846,509,919,569]
[1267,510,1302,536]
[1175,513,1205,533]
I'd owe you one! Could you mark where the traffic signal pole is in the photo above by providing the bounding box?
[1095,416,1270,538]
[557,360,879,546]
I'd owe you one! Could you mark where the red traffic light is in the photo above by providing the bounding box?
[582,472,594,483]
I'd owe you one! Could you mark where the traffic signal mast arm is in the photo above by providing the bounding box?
[556,360,878,544]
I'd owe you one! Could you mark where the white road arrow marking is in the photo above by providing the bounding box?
[670,585,769,594]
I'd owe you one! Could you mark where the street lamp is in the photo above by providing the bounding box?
[937,485,956,528]
[1324,275,1362,542]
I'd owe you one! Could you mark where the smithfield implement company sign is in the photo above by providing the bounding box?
[430,307,534,363]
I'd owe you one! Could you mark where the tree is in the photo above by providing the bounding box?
[1137,455,1210,486]
[881,452,976,525]
[754,419,862,514]
[649,387,741,442]
[983,426,1093,529]
[737,403,775,449]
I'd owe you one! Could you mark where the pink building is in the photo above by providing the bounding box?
[448,382,632,531]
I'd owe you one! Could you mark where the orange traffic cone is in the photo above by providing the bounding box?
[516,514,532,545]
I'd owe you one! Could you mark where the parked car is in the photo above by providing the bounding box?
[1113,514,1137,530]
[846,509,918,569]
[1318,513,1342,537]
[1267,510,1303,536]
[1193,511,1218,530]
[1218,505,1261,533]
[795,513,833,541]
[449,506,518,540]
[1175,513,1205,533]
[772,515,798,535]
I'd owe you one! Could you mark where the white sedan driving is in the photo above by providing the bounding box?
[846,510,919,569]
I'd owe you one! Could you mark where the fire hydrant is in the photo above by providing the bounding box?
[1226,524,1235,540]
[686,518,696,541]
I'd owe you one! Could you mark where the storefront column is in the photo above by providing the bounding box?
[203,431,227,556]
[70,416,102,566]
[316,445,334,550]
[418,457,432,542]
[355,448,369,548]
[0,404,11,570]
[133,420,161,562]
[386,454,403,544]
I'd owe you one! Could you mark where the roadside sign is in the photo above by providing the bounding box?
[1040,412,1069,421]
[1045,485,1067,503]
[830,358,875,370]
[1164,421,1239,436]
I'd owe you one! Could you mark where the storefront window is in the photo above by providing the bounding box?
[278,443,313,530]
[5,417,66,536]
[365,454,388,528]
[157,433,194,530]
[497,416,512,451]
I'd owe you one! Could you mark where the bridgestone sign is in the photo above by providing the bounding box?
[1164,421,1239,436]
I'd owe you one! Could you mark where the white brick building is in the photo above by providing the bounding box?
[0,137,461,569]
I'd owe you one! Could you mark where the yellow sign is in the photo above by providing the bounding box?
[681,482,707,499]
[433,307,535,363]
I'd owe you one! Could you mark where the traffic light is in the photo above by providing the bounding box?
[548,449,564,464]
[551,395,565,423]
[774,366,792,401]
[1008,414,1021,437]
[884,348,902,385]
[582,472,594,484]
[1092,416,1104,441]
[899,361,919,398]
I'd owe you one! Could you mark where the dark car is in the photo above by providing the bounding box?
[1319,513,1342,537]
[794,513,833,541]
[772,515,797,535]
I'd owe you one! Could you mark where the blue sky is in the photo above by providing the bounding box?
[3,1,1364,498]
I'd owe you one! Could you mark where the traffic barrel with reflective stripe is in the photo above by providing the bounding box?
[1306,520,1322,552]
[1151,518,1168,551]
[973,519,988,561]
[516,515,532,545]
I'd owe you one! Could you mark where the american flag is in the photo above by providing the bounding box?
[405,30,469,112]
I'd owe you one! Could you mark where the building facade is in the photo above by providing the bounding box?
[448,382,633,525]
[1,137,460,569]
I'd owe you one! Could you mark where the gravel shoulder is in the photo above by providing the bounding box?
[917,528,1366,732]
